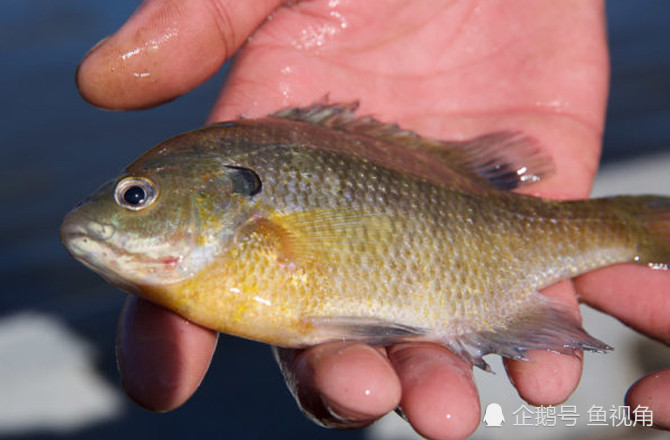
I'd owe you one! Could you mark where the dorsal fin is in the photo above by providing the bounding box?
[270,102,554,191]
[436,131,555,190]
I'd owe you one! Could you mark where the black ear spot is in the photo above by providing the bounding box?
[226,166,262,196]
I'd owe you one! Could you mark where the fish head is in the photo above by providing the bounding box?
[60,134,262,296]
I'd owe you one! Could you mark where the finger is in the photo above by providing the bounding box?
[274,342,401,428]
[625,369,670,430]
[575,265,670,344]
[504,281,584,405]
[77,0,282,109]
[116,295,218,411]
[387,343,480,440]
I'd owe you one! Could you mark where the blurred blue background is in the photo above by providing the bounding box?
[0,1,668,439]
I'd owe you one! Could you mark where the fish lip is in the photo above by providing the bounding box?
[60,210,116,273]
[59,220,90,249]
[61,209,115,243]
[61,212,88,256]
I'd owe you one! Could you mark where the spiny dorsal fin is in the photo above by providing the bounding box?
[270,102,554,191]
[271,102,417,140]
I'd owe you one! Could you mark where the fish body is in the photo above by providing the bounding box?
[61,104,670,368]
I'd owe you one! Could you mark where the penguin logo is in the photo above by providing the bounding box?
[483,403,505,427]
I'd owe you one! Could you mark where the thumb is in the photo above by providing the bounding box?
[77,0,282,109]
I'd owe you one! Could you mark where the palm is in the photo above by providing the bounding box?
[215,0,606,197]
[78,0,669,437]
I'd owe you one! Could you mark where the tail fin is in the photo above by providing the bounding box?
[615,195,670,270]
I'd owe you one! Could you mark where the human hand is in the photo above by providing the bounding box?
[77,0,669,438]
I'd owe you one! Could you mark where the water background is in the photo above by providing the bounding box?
[0,1,668,439]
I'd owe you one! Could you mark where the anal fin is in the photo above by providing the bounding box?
[439,294,612,371]
[304,295,610,374]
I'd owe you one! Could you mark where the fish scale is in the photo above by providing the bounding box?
[61,103,670,369]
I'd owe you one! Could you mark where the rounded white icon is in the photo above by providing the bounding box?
[483,403,505,427]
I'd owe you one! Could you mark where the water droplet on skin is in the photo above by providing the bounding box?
[121,47,141,61]
[118,27,179,78]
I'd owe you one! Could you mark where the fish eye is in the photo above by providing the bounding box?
[114,177,158,211]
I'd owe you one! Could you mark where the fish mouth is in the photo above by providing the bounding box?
[60,212,154,294]
[60,209,129,287]
[60,208,192,289]
[60,209,115,258]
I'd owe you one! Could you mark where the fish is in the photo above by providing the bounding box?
[60,103,670,369]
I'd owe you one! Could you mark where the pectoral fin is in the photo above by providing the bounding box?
[265,209,394,266]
